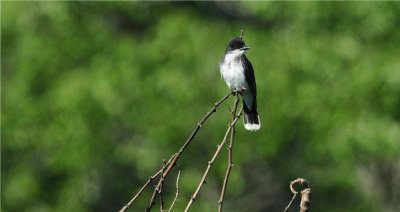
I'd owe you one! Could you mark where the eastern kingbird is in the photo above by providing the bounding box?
[220,37,260,131]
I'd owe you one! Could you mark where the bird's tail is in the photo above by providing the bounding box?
[243,101,260,131]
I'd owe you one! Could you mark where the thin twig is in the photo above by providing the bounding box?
[240,30,244,40]
[218,93,240,211]
[119,155,174,212]
[284,178,311,212]
[145,93,232,211]
[185,107,243,212]
[283,192,298,212]
[167,171,181,212]
[159,160,166,212]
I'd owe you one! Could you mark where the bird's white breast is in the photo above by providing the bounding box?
[220,53,248,91]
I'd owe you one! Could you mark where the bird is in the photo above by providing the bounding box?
[220,37,260,131]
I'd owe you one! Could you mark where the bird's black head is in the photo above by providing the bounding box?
[225,37,250,53]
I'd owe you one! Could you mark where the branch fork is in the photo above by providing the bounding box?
[120,92,232,212]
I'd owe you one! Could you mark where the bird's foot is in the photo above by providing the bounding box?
[231,87,246,95]
[231,89,240,95]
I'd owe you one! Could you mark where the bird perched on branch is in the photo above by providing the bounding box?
[220,37,260,131]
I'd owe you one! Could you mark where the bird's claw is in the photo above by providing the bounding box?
[231,87,246,95]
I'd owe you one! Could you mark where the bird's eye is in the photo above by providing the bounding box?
[229,43,234,48]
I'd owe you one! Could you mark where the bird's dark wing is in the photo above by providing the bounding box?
[242,55,257,96]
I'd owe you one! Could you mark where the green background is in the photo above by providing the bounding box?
[2,2,400,211]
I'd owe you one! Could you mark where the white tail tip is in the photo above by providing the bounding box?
[244,123,260,131]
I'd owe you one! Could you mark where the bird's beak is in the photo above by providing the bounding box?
[240,46,250,51]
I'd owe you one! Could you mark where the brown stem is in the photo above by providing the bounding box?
[218,93,240,211]
[185,107,243,212]
[159,160,166,212]
[299,183,311,212]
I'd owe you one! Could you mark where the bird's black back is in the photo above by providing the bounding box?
[242,54,257,110]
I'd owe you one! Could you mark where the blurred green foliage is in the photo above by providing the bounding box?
[2,2,400,212]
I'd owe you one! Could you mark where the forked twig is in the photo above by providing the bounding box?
[218,93,240,211]
[120,93,231,212]
[119,155,174,212]
[284,178,311,212]
[185,106,243,212]
[145,92,232,211]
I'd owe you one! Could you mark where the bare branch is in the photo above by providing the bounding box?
[167,171,181,212]
[284,178,311,212]
[119,155,174,212]
[240,30,244,40]
[185,106,243,212]
[218,93,240,211]
[145,92,232,211]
